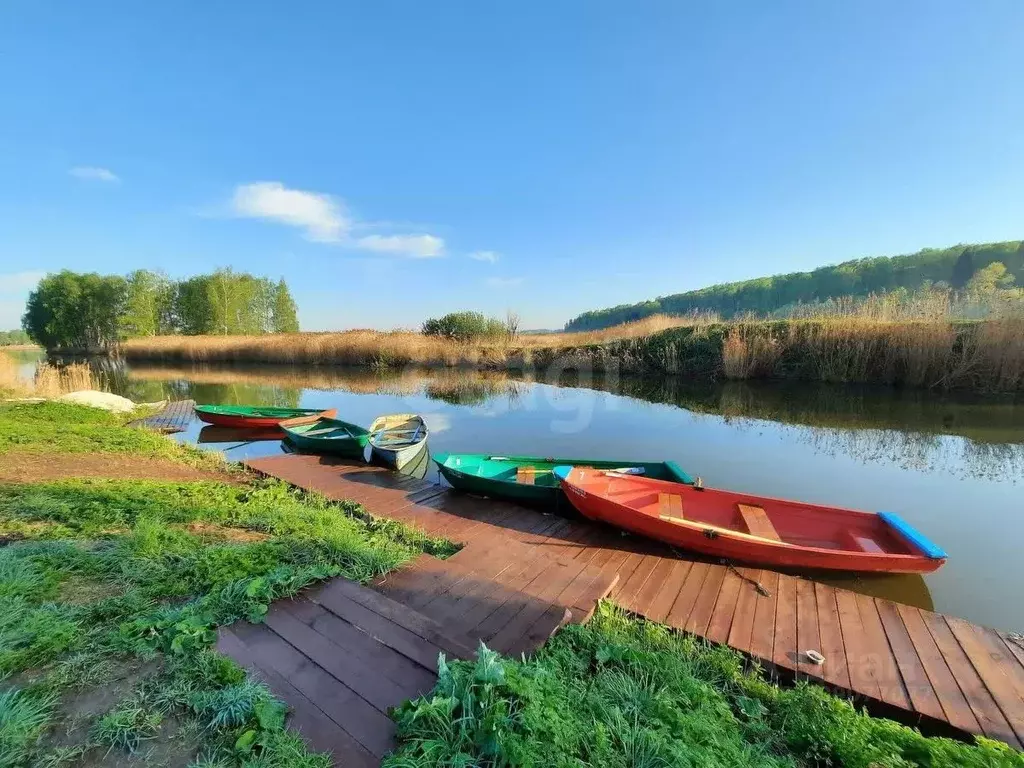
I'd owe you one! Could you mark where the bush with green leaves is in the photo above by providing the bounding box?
[422,311,511,341]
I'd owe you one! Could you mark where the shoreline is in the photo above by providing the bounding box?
[76,316,1024,393]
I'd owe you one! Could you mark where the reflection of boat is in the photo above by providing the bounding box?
[553,467,947,574]
[194,404,336,428]
[281,417,370,458]
[368,414,428,471]
[434,454,693,508]
[197,425,285,444]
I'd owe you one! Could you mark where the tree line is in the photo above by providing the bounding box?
[565,240,1024,331]
[22,268,300,351]
[0,329,31,346]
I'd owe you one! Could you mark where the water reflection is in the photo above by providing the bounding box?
[38,357,1024,630]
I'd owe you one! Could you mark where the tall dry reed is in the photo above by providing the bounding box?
[118,314,711,368]
[0,352,101,397]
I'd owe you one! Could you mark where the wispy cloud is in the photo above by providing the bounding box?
[69,166,120,183]
[469,250,500,264]
[0,270,47,327]
[231,181,348,243]
[226,181,446,257]
[356,234,444,259]
[485,277,525,288]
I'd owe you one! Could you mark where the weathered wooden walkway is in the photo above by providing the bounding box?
[235,453,1024,762]
[127,398,195,433]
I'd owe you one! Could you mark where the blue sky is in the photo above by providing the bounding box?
[1,2,1022,331]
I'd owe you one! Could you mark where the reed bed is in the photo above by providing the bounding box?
[118,314,710,368]
[721,314,1024,391]
[0,352,101,397]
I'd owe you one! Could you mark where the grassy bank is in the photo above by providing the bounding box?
[0,402,455,766]
[386,603,1021,767]
[112,313,1024,392]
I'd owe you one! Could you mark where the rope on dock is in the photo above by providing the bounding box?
[726,562,772,597]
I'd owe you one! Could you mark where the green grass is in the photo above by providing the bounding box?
[0,401,456,766]
[385,603,1023,768]
[0,401,214,463]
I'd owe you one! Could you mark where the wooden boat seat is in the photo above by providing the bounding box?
[658,493,683,519]
[851,534,885,554]
[738,504,781,542]
[517,467,536,485]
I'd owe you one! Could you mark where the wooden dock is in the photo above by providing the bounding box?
[235,453,1024,761]
[127,398,195,433]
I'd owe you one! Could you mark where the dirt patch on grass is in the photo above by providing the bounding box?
[184,521,270,543]
[0,451,237,484]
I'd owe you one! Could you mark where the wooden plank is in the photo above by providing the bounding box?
[738,503,781,541]
[506,605,573,657]
[640,559,694,624]
[855,594,911,710]
[895,603,980,733]
[516,466,536,485]
[481,557,588,649]
[311,585,446,670]
[315,578,476,659]
[813,582,850,689]
[611,554,659,610]
[264,603,414,712]
[748,569,780,663]
[685,564,726,637]
[658,493,683,518]
[726,568,763,654]
[772,573,799,671]
[285,598,437,694]
[920,610,1018,746]
[665,561,710,630]
[217,628,378,768]
[946,617,1024,745]
[229,621,395,758]
[794,577,821,679]
[1000,632,1024,670]
[835,589,882,701]
[704,566,742,646]
[629,556,679,618]
[875,600,945,720]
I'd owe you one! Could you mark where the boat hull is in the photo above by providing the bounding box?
[434,454,693,508]
[281,417,369,459]
[556,468,945,574]
[368,414,429,471]
[194,405,336,429]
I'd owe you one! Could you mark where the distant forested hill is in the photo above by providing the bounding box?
[565,241,1024,331]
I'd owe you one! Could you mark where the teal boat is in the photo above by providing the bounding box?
[433,453,694,507]
[281,417,370,458]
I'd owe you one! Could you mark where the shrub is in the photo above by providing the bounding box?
[422,311,510,341]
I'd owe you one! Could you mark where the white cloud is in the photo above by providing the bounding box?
[469,250,500,264]
[356,234,445,259]
[0,270,46,328]
[231,181,349,243]
[485,277,525,288]
[69,166,120,183]
[226,182,448,257]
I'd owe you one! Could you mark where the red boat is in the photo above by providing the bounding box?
[193,404,337,429]
[552,467,946,574]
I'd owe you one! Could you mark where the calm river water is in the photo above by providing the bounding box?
[76,358,1024,632]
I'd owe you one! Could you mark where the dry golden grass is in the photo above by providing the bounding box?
[119,314,711,368]
[721,313,1024,391]
[1,352,102,397]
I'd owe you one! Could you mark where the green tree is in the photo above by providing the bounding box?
[565,240,1024,330]
[119,269,175,338]
[965,262,1015,296]
[272,279,300,333]
[22,271,127,350]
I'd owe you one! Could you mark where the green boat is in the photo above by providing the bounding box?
[433,453,694,507]
[193,404,336,428]
[280,417,370,458]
